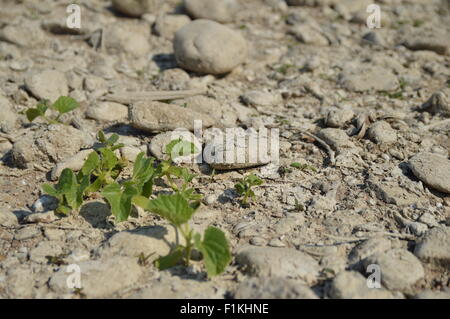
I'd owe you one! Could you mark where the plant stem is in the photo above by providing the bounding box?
[179,223,192,266]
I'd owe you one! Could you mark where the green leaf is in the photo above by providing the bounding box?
[105,133,119,146]
[234,183,245,195]
[100,148,118,171]
[56,168,77,194]
[56,205,72,215]
[154,246,184,270]
[51,96,79,114]
[97,131,106,143]
[42,183,59,197]
[194,227,231,277]
[25,108,43,122]
[101,183,138,223]
[246,174,263,186]
[81,151,99,176]
[133,193,197,226]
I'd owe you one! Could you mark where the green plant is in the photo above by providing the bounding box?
[43,135,231,277]
[134,193,231,277]
[42,168,90,214]
[24,96,79,124]
[234,174,263,206]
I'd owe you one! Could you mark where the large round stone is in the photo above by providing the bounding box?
[173,19,247,75]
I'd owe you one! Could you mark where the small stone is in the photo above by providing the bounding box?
[249,237,266,246]
[44,228,65,241]
[120,146,144,162]
[11,125,93,169]
[362,31,385,46]
[421,91,449,117]
[96,225,181,262]
[0,208,18,227]
[367,121,397,144]
[339,65,399,92]
[318,128,355,153]
[49,256,142,298]
[51,150,95,181]
[0,22,46,48]
[235,277,318,299]
[154,68,191,90]
[370,181,419,206]
[111,0,155,17]
[401,27,449,55]
[184,0,239,23]
[414,226,450,266]
[14,227,40,240]
[4,265,35,298]
[103,22,150,58]
[24,211,57,224]
[408,152,450,194]
[86,102,128,122]
[325,108,354,128]
[348,236,392,266]
[174,20,247,75]
[363,249,425,291]
[418,212,438,227]
[29,241,63,263]
[25,70,68,102]
[241,91,282,107]
[129,101,215,132]
[203,128,274,170]
[328,271,394,299]
[154,14,191,40]
[268,238,286,247]
[31,195,59,213]
[236,246,320,284]
[290,24,329,46]
[149,130,201,162]
[0,94,17,133]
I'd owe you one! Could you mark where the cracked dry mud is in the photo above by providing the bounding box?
[0,0,449,299]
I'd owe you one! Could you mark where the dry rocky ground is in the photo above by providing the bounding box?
[0,0,449,299]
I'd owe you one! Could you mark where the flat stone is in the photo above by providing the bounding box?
[29,241,63,263]
[96,225,182,262]
[363,249,424,291]
[25,70,68,102]
[339,65,399,92]
[86,102,128,122]
[328,271,395,299]
[49,256,142,298]
[154,14,191,40]
[111,0,155,17]
[414,226,450,266]
[409,152,450,194]
[184,0,239,23]
[236,246,320,284]
[368,121,397,144]
[0,208,18,227]
[129,101,215,132]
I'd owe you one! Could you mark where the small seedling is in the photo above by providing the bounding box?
[42,168,90,214]
[134,193,231,277]
[23,96,79,124]
[234,174,263,206]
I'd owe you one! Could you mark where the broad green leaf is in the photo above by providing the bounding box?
[154,246,184,270]
[234,183,245,195]
[246,174,263,186]
[84,177,102,194]
[133,152,145,178]
[81,151,99,176]
[100,148,118,171]
[105,133,119,146]
[101,183,122,219]
[51,96,79,114]
[25,108,43,122]
[133,193,197,226]
[42,183,59,196]
[36,100,49,114]
[194,227,231,277]
[56,168,77,194]
[101,183,138,222]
